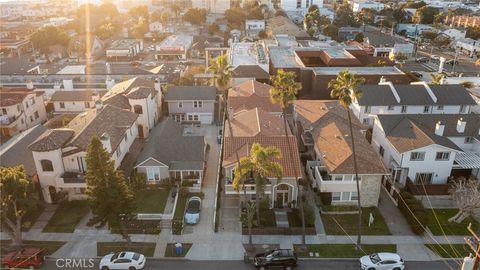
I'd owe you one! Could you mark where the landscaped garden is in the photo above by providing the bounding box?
[240,200,276,228]
[135,188,170,213]
[425,244,470,258]
[425,208,480,236]
[97,242,156,257]
[294,244,396,258]
[1,240,66,256]
[42,200,89,233]
[321,207,391,235]
[164,243,192,257]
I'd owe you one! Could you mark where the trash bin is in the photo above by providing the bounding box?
[175,243,183,255]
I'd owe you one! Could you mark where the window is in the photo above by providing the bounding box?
[460,105,466,113]
[17,104,21,111]
[30,97,35,105]
[1,108,6,115]
[334,175,343,181]
[415,173,433,184]
[181,115,186,121]
[34,111,39,119]
[193,115,199,121]
[188,115,193,121]
[465,137,474,144]
[40,160,53,172]
[387,105,394,111]
[124,133,128,142]
[146,167,160,181]
[296,0,301,8]
[25,102,29,109]
[401,106,407,113]
[379,146,384,157]
[362,118,369,125]
[410,152,425,161]
[423,106,429,113]
[364,106,371,113]
[437,105,443,110]
[341,192,350,201]
[178,102,183,108]
[332,192,341,201]
[193,101,203,108]
[116,148,121,158]
[133,105,143,114]
[30,116,34,122]
[59,102,65,109]
[435,152,450,161]
[85,102,90,108]
[351,192,358,201]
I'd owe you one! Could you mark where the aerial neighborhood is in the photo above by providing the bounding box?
[0,0,479,269]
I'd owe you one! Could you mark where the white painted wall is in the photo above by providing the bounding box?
[53,101,94,113]
[280,0,324,10]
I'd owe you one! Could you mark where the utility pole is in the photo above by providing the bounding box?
[463,223,480,270]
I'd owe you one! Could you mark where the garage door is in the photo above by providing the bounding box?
[199,114,213,124]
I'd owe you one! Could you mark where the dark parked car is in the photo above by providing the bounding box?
[253,249,298,269]
[410,71,423,78]
[415,57,428,63]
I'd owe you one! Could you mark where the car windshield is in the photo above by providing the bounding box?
[370,253,381,264]
[132,253,140,261]
[110,253,120,262]
[186,200,200,214]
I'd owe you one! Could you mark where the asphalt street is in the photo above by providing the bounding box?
[41,258,461,270]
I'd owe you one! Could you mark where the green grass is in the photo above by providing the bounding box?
[164,243,192,257]
[97,242,156,257]
[42,200,89,233]
[174,196,188,220]
[294,244,396,258]
[425,244,470,258]
[425,209,480,236]
[258,207,276,227]
[1,240,66,256]
[321,204,358,212]
[321,207,391,235]
[287,208,315,227]
[135,189,170,213]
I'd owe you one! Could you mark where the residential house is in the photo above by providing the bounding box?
[362,32,414,57]
[155,34,193,60]
[294,100,388,207]
[51,90,106,114]
[266,16,310,38]
[106,39,144,60]
[164,86,217,124]
[445,15,480,28]
[350,82,477,127]
[279,0,324,11]
[228,80,282,116]
[190,35,224,58]
[68,34,104,61]
[350,0,385,12]
[371,114,480,188]
[0,87,47,138]
[245,20,266,38]
[232,65,270,85]
[29,104,139,203]
[456,38,479,57]
[135,118,206,189]
[223,107,303,208]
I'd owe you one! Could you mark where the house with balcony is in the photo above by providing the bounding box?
[51,90,106,114]
[371,114,480,192]
[294,100,388,207]
[0,87,47,138]
[222,107,302,208]
[135,118,206,190]
[351,81,477,127]
[28,104,139,203]
[227,80,282,116]
[164,86,217,124]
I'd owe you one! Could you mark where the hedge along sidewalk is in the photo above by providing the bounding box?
[320,207,391,235]
[42,200,90,233]
[293,244,396,258]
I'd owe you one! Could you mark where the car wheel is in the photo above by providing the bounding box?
[367,268,375,270]
[393,268,401,270]
[128,267,137,270]
[28,266,35,269]
[101,266,109,270]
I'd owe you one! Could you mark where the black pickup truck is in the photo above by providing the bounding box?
[253,249,298,269]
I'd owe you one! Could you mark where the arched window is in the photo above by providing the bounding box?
[40,160,53,172]
[133,105,143,114]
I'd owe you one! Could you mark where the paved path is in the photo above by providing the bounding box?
[378,188,414,236]
[274,211,289,228]
[30,204,58,230]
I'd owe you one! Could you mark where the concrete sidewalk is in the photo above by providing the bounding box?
[30,204,58,231]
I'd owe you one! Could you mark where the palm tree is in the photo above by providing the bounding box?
[233,143,283,229]
[328,69,365,248]
[430,73,444,85]
[269,69,307,245]
[207,54,233,123]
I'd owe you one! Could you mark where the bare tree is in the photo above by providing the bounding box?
[448,177,480,223]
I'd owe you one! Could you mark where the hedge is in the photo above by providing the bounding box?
[398,190,426,235]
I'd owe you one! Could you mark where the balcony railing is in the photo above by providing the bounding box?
[0,113,21,127]
[61,171,86,184]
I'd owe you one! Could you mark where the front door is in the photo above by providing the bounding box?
[138,124,144,138]
[275,184,290,208]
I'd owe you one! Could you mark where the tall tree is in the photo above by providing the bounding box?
[183,8,207,25]
[233,143,283,225]
[128,5,149,22]
[270,70,307,245]
[30,26,70,54]
[328,70,365,248]
[448,178,480,223]
[85,137,135,246]
[0,166,37,247]
[170,4,181,18]
[208,55,233,122]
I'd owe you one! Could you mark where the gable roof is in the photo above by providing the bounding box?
[29,128,75,152]
[50,90,106,102]
[228,80,282,114]
[165,86,217,101]
[108,77,155,97]
[135,119,205,170]
[294,100,387,175]
[377,114,480,153]
[226,108,286,137]
[0,88,42,107]
[232,65,270,79]
[357,84,476,106]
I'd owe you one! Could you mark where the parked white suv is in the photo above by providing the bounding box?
[99,251,146,270]
[360,253,405,270]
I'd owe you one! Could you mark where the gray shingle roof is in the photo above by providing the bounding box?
[165,86,217,101]
[357,84,476,106]
[50,90,107,102]
[29,128,75,152]
[135,119,205,170]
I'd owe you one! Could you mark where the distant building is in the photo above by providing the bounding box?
[395,24,434,38]
[280,0,324,11]
[229,42,269,85]
[192,0,230,14]
[245,20,266,38]
[350,0,385,12]
[155,34,193,60]
[106,39,144,60]
[456,38,479,57]
[50,90,106,114]
[445,15,480,28]
[362,32,414,57]
[68,34,104,61]
[442,28,466,41]
[266,16,310,38]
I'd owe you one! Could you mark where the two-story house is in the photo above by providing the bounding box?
[351,81,476,127]
[0,87,47,138]
[294,100,388,207]
[164,86,217,124]
[223,107,302,208]
[28,104,139,203]
[51,90,106,114]
[371,114,480,188]
[228,80,282,116]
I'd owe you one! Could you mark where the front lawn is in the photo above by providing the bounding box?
[294,244,396,258]
[135,188,170,213]
[241,201,276,228]
[164,243,192,257]
[287,208,315,227]
[425,244,470,258]
[42,200,89,233]
[425,209,480,236]
[1,240,66,256]
[97,242,156,257]
[321,207,391,235]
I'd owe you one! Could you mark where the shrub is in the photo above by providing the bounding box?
[319,192,332,205]
[129,173,147,190]
[398,190,426,235]
[159,178,175,189]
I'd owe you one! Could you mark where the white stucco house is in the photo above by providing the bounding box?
[280,0,324,11]
[351,0,385,12]
[51,90,106,114]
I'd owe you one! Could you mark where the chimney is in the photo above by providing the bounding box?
[154,79,161,93]
[26,80,34,90]
[100,133,112,153]
[435,121,445,136]
[95,100,103,110]
[63,79,74,91]
[228,106,234,119]
[106,79,116,90]
[456,118,466,133]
